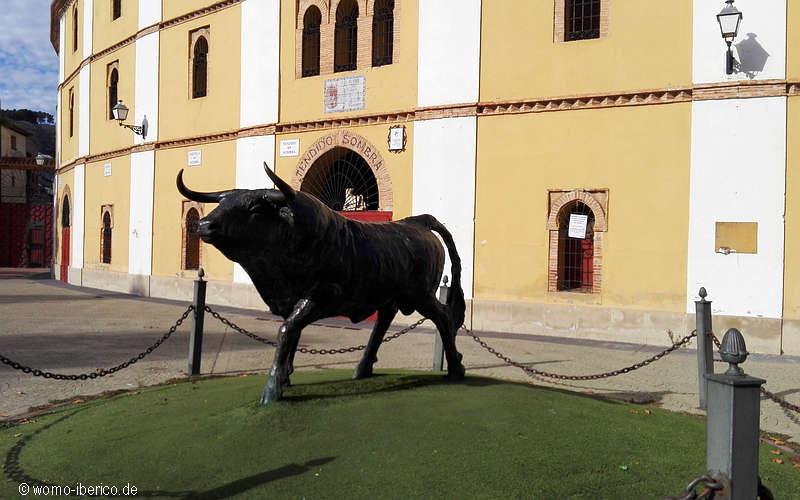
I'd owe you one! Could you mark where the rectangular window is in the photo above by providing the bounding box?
[566,0,601,40]
[715,222,758,254]
[10,135,17,150]
[112,0,121,20]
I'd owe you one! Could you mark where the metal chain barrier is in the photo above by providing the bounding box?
[461,324,697,381]
[666,475,724,500]
[0,305,194,380]
[709,332,800,415]
[204,305,427,354]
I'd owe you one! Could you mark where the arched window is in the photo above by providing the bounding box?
[302,6,322,77]
[101,211,112,264]
[372,0,394,67]
[69,89,75,137]
[108,68,118,119]
[112,0,122,20]
[557,201,595,292]
[73,5,79,52]
[184,208,201,270]
[334,0,358,72]
[62,194,71,228]
[192,36,208,98]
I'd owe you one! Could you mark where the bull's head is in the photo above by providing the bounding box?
[176,163,299,262]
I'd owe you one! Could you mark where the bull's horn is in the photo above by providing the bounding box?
[264,162,296,201]
[176,169,228,203]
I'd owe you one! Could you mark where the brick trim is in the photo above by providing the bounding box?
[546,189,608,294]
[290,130,393,211]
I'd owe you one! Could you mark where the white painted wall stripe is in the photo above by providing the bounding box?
[129,151,155,275]
[687,96,786,318]
[138,0,162,30]
[412,117,476,299]
[71,164,85,269]
[240,0,280,127]
[82,0,94,60]
[58,15,65,83]
[134,32,159,145]
[233,134,276,284]
[78,65,90,157]
[417,0,481,107]
[692,0,786,84]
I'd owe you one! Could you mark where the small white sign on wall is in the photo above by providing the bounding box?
[188,150,202,167]
[103,163,112,177]
[280,139,300,157]
[568,214,589,239]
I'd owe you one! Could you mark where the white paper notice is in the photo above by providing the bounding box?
[568,214,588,239]
[187,150,202,167]
[280,139,300,157]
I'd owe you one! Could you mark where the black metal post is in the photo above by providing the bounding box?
[695,287,714,410]
[433,276,449,371]
[726,41,734,74]
[188,268,206,375]
[706,328,765,500]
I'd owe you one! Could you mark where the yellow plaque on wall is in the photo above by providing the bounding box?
[715,222,757,254]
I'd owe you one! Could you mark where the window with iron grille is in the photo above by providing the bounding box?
[565,0,600,41]
[334,0,358,72]
[101,211,112,264]
[302,6,321,77]
[192,36,208,98]
[372,0,394,67]
[112,0,121,20]
[184,208,200,270]
[108,68,118,119]
[557,201,595,292]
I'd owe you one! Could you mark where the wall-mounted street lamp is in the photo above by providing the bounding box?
[111,100,147,139]
[35,153,47,166]
[717,0,743,75]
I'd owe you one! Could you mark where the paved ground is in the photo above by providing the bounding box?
[1,268,799,444]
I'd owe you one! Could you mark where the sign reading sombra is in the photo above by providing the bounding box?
[294,130,386,180]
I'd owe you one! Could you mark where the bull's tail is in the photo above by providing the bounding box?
[415,214,466,331]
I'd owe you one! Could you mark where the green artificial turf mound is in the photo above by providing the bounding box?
[1,370,796,499]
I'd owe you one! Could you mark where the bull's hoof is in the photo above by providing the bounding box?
[447,363,466,381]
[352,362,374,379]
[260,376,284,404]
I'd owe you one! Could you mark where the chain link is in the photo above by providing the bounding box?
[0,306,194,381]
[667,475,724,500]
[708,331,800,415]
[461,324,697,381]
[204,305,427,354]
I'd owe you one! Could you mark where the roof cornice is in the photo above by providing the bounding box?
[50,0,72,53]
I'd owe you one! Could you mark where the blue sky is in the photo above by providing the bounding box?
[0,0,59,115]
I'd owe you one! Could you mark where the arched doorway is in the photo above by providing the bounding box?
[557,201,595,292]
[60,194,71,281]
[300,146,392,222]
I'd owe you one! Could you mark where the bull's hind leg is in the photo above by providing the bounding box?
[416,297,465,380]
[353,304,399,379]
[261,298,320,404]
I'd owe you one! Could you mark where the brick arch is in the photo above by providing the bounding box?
[297,0,330,27]
[546,190,607,231]
[291,130,393,211]
[331,0,366,19]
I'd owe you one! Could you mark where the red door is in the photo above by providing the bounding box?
[60,227,70,281]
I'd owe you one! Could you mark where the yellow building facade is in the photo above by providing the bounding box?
[50,0,800,354]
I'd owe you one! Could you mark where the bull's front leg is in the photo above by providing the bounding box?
[261,298,319,404]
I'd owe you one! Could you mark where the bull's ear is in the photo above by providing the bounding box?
[264,162,296,202]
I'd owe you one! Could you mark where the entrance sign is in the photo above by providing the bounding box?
[568,214,589,239]
[280,139,300,157]
[388,125,406,152]
[323,76,365,113]
[103,163,112,177]
[187,150,202,167]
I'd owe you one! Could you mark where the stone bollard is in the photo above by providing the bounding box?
[432,276,450,372]
[188,268,207,376]
[705,328,765,500]
[695,287,714,410]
